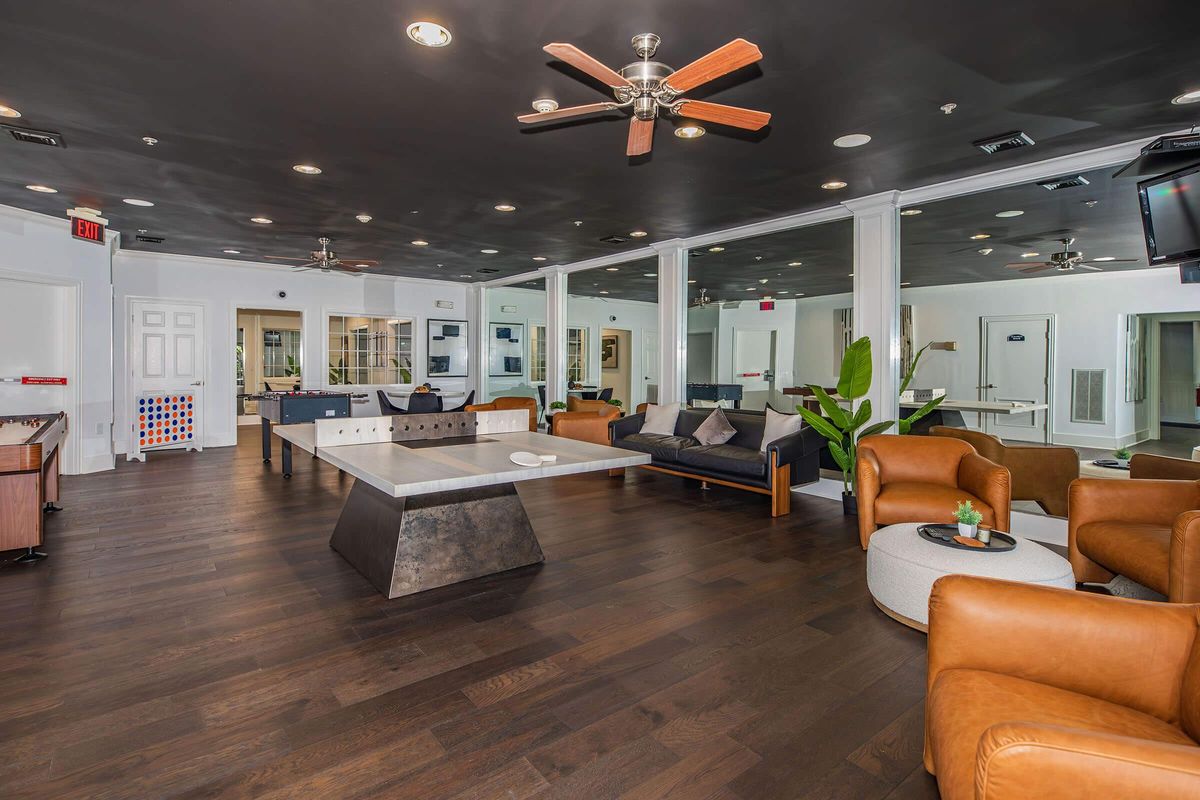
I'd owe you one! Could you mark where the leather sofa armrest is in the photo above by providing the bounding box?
[856,446,882,549]
[610,413,644,443]
[975,721,1200,800]
[927,576,1196,739]
[767,426,824,467]
[1069,478,1200,528]
[957,452,1011,532]
[1170,510,1200,603]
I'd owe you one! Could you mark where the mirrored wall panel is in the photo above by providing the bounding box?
[427,319,468,378]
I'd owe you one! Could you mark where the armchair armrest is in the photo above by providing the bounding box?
[767,426,824,467]
[957,452,1011,532]
[927,576,1197,729]
[610,413,644,443]
[1069,478,1200,528]
[856,447,882,549]
[1171,510,1200,603]
[976,721,1200,800]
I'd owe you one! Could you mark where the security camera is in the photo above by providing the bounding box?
[277,290,287,299]
[609,315,617,322]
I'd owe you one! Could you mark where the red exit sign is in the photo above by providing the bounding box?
[759,301,775,311]
[71,216,106,245]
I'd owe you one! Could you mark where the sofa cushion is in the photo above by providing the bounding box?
[1076,521,1171,596]
[616,432,695,462]
[761,407,804,452]
[874,482,997,528]
[929,668,1195,800]
[677,444,767,478]
[640,404,681,436]
[693,408,737,446]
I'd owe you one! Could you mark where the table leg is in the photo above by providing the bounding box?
[282,440,293,478]
[261,418,272,463]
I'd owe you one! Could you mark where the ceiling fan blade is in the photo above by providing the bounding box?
[336,258,380,265]
[626,117,654,156]
[1020,265,1054,274]
[264,255,309,261]
[665,38,763,94]
[542,43,631,89]
[673,100,770,131]
[1006,262,1051,269]
[336,264,364,273]
[291,263,318,271]
[1080,258,1138,264]
[517,102,620,123]
[1075,264,1103,271]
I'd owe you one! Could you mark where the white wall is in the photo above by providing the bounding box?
[566,293,657,409]
[0,205,114,473]
[793,293,851,391]
[113,251,469,454]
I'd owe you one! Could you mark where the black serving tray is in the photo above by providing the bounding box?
[1091,459,1130,471]
[917,524,1016,552]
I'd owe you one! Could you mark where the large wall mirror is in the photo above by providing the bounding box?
[427,319,468,378]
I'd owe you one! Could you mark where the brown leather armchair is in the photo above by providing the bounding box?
[930,425,1077,517]
[566,396,613,413]
[1132,453,1200,480]
[464,396,538,432]
[925,575,1200,800]
[1069,477,1200,602]
[857,434,1010,550]
[550,405,620,446]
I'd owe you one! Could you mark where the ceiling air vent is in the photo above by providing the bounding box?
[598,234,630,245]
[135,234,165,244]
[3,124,66,148]
[973,131,1034,154]
[1038,175,1091,191]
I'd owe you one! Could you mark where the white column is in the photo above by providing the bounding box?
[466,284,486,399]
[543,267,567,407]
[843,191,901,428]
[654,240,688,406]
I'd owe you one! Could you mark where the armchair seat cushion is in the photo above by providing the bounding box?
[874,482,997,528]
[929,668,1195,800]
[1076,522,1171,595]
[615,433,695,462]
[677,443,766,478]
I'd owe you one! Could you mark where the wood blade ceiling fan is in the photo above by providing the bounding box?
[1003,237,1137,274]
[262,237,379,274]
[518,34,771,156]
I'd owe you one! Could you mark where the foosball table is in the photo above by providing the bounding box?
[0,412,67,563]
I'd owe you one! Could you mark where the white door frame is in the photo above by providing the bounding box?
[230,302,306,428]
[0,269,84,475]
[125,296,207,456]
[979,313,1055,444]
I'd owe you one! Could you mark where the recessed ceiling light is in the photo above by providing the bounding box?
[1171,89,1200,105]
[745,287,756,291]
[644,272,657,277]
[833,133,871,148]
[629,230,648,237]
[1022,252,1040,258]
[674,124,705,139]
[531,98,559,114]
[994,210,1024,218]
[0,104,22,118]
[458,274,471,278]
[25,184,56,193]
[292,164,322,175]
[900,209,923,216]
[141,136,158,146]
[900,281,912,287]
[137,229,148,234]
[758,278,769,284]
[821,180,848,190]
[123,198,154,207]
[969,233,991,240]
[605,267,619,271]
[222,249,240,254]
[406,21,452,47]
[788,261,803,267]
[848,273,855,277]
[777,290,789,294]
[599,290,609,295]
[480,248,499,254]
[355,264,370,268]
[494,204,517,212]
[1083,199,1099,207]
[531,256,547,261]
[355,214,372,223]
[411,239,429,246]
[708,246,725,252]
[250,217,273,224]
[1093,256,1117,262]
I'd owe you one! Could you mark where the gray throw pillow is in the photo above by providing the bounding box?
[760,406,804,452]
[639,403,680,436]
[694,408,737,446]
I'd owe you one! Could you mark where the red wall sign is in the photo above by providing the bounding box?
[70,216,106,245]
[21,376,68,385]
[759,301,775,311]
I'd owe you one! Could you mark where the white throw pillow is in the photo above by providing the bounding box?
[639,403,680,436]
[693,408,737,446]
[760,406,803,452]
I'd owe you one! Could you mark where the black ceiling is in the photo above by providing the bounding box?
[2,1,1198,283]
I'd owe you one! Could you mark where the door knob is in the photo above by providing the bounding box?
[978,383,997,389]
[190,381,204,386]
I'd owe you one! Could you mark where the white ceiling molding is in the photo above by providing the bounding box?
[479,269,545,288]
[113,249,457,286]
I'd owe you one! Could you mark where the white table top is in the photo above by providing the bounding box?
[274,425,649,497]
[906,399,1049,415]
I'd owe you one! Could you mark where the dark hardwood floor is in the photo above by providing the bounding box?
[0,427,940,799]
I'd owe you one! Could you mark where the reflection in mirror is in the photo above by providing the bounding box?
[685,221,854,414]
[486,281,546,417]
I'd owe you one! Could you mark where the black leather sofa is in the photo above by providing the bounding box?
[610,408,825,517]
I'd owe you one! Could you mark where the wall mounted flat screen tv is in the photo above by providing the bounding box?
[1138,162,1200,266]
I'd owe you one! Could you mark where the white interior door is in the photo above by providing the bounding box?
[982,316,1050,442]
[130,300,205,458]
[642,330,659,405]
[733,328,776,411]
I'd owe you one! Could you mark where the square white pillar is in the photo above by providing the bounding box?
[543,268,567,407]
[843,191,901,428]
[653,240,688,406]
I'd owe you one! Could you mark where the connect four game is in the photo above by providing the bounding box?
[130,391,202,461]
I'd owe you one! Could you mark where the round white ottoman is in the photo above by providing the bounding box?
[866,523,1075,631]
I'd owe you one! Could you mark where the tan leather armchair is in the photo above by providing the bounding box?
[566,396,613,413]
[857,434,1011,549]
[931,425,1077,517]
[1069,477,1200,602]
[464,396,538,432]
[1132,453,1200,480]
[925,575,1200,800]
[550,405,620,446]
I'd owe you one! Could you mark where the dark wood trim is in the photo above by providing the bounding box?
[770,451,791,517]
[637,464,773,496]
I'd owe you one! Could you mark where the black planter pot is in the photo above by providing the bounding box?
[842,492,858,516]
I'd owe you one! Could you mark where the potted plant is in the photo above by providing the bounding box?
[898,342,946,434]
[795,336,894,515]
[549,401,567,413]
[607,398,623,408]
[1113,447,1132,468]
[954,500,983,538]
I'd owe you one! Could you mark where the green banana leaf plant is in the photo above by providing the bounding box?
[795,336,894,494]
[897,342,945,434]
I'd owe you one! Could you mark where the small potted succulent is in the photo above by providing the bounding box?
[1113,447,1132,469]
[607,398,623,408]
[953,500,983,538]
[549,401,567,412]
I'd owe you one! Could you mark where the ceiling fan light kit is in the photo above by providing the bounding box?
[518,34,771,156]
